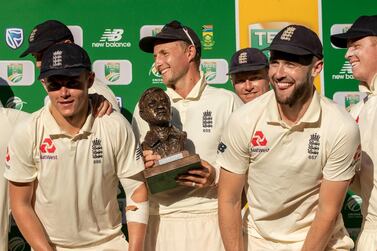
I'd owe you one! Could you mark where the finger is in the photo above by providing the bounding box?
[187,169,209,176]
[177,175,206,184]
[176,180,205,188]
[144,160,155,169]
[96,102,106,117]
[105,104,113,115]
[144,154,161,162]
[143,150,154,157]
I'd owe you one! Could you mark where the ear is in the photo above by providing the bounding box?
[311,59,323,78]
[186,44,197,62]
[41,78,48,93]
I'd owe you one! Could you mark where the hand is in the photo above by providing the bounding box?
[142,150,161,169]
[89,93,113,117]
[177,160,216,188]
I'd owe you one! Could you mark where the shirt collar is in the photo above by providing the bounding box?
[43,102,94,137]
[166,73,206,102]
[266,90,321,127]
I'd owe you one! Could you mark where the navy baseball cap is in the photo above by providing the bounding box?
[265,25,323,59]
[228,48,268,75]
[331,15,377,48]
[38,43,91,80]
[20,20,74,58]
[139,20,201,56]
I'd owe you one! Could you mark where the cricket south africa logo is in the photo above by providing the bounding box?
[7,63,23,83]
[105,62,120,82]
[6,28,23,49]
[250,131,269,153]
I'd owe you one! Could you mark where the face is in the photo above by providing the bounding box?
[345,36,377,84]
[269,51,322,107]
[140,91,171,126]
[231,69,269,103]
[153,41,193,87]
[32,51,43,69]
[43,71,94,121]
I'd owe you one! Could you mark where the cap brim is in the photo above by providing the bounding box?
[227,64,267,75]
[330,30,372,48]
[20,40,55,58]
[38,67,87,80]
[264,44,320,57]
[139,35,188,53]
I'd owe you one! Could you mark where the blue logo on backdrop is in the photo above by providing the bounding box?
[6,28,23,49]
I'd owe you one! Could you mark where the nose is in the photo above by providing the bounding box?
[59,86,70,98]
[244,80,253,91]
[345,47,354,60]
[154,55,163,72]
[273,64,286,80]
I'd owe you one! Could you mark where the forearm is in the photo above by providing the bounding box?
[127,222,147,251]
[12,205,53,251]
[219,200,243,251]
[302,211,338,251]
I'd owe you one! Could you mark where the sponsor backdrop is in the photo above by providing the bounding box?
[1,0,236,250]
[1,0,374,249]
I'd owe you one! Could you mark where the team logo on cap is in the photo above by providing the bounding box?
[202,110,213,133]
[280,26,296,41]
[238,52,248,64]
[92,138,103,164]
[307,133,320,159]
[29,28,37,42]
[105,62,121,82]
[5,28,23,49]
[52,50,63,67]
[7,63,23,83]
[202,24,215,50]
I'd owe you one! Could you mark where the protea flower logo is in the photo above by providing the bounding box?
[6,28,23,49]
[8,236,26,251]
[149,63,161,77]
[6,96,26,110]
[7,63,23,83]
[200,61,216,81]
[105,62,120,82]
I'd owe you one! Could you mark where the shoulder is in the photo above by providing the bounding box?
[95,111,133,133]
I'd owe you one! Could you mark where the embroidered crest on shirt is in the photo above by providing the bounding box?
[307,133,320,159]
[202,110,213,133]
[92,138,103,164]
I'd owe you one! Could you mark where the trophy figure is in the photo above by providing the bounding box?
[139,87,201,194]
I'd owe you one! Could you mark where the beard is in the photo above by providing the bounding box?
[272,75,312,107]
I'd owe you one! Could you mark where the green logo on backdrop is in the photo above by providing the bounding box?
[105,63,120,82]
[7,63,23,83]
[201,61,216,81]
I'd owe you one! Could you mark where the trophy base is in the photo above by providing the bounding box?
[143,152,201,194]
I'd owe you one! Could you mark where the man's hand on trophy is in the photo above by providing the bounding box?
[177,160,216,188]
[143,150,161,168]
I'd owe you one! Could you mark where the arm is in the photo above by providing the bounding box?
[301,179,350,251]
[89,93,113,117]
[126,182,148,251]
[218,168,245,251]
[9,181,53,251]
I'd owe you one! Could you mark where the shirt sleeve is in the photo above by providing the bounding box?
[4,121,37,183]
[115,115,145,179]
[323,120,361,181]
[216,112,251,175]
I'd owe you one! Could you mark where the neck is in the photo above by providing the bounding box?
[278,91,314,126]
[170,68,201,98]
[50,101,89,137]
[367,72,377,90]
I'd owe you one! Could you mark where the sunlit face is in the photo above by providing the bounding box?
[345,36,377,85]
[153,41,192,88]
[43,71,94,120]
[140,90,171,126]
[231,69,269,103]
[268,51,322,107]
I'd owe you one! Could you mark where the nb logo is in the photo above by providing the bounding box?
[40,138,56,153]
[100,29,124,42]
[251,131,267,147]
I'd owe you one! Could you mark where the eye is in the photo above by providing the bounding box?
[65,81,81,89]
[46,81,62,92]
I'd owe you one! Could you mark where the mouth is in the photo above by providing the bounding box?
[159,68,169,75]
[58,100,74,106]
[275,82,293,90]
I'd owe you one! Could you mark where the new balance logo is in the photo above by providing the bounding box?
[100,29,124,42]
[339,61,353,74]
[251,131,267,147]
[332,61,354,80]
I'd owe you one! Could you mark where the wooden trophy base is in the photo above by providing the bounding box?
[143,151,201,194]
